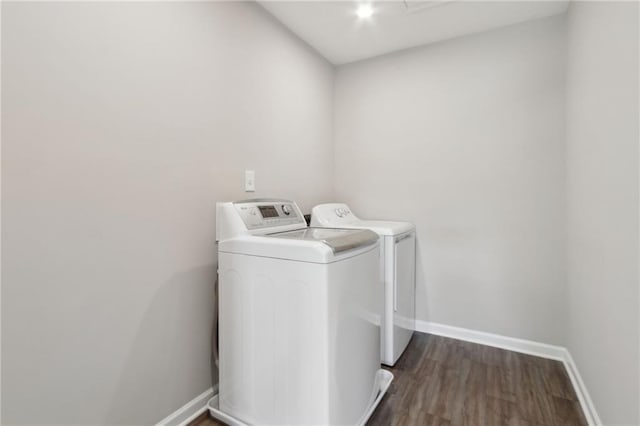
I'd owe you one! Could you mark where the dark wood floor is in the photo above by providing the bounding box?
[191,332,586,426]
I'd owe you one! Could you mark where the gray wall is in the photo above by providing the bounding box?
[1,2,333,424]
[565,2,639,424]
[333,16,567,345]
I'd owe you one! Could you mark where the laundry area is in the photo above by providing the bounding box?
[1,1,639,426]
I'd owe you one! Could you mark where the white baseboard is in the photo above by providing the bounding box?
[414,320,600,426]
[414,320,566,360]
[561,349,602,426]
[156,386,217,426]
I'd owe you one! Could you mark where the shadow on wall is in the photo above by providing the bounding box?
[104,264,217,425]
[414,238,429,324]
[210,274,220,390]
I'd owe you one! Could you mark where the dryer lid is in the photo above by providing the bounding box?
[311,203,414,236]
[331,220,414,237]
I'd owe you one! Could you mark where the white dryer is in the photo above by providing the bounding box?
[311,204,416,367]
[210,199,392,426]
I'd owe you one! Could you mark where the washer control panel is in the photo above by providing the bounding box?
[234,200,305,230]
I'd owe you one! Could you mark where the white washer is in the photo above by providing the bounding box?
[210,199,392,426]
[311,203,416,367]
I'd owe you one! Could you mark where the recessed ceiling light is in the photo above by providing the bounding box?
[356,3,374,19]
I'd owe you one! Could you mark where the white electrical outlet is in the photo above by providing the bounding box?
[245,170,255,192]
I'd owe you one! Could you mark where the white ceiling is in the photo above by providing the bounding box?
[258,1,569,65]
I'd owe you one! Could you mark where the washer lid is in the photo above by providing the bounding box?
[271,227,378,253]
[218,228,378,263]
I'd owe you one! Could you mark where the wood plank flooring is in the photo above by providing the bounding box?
[190,332,586,426]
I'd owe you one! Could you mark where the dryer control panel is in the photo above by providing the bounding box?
[310,203,359,227]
